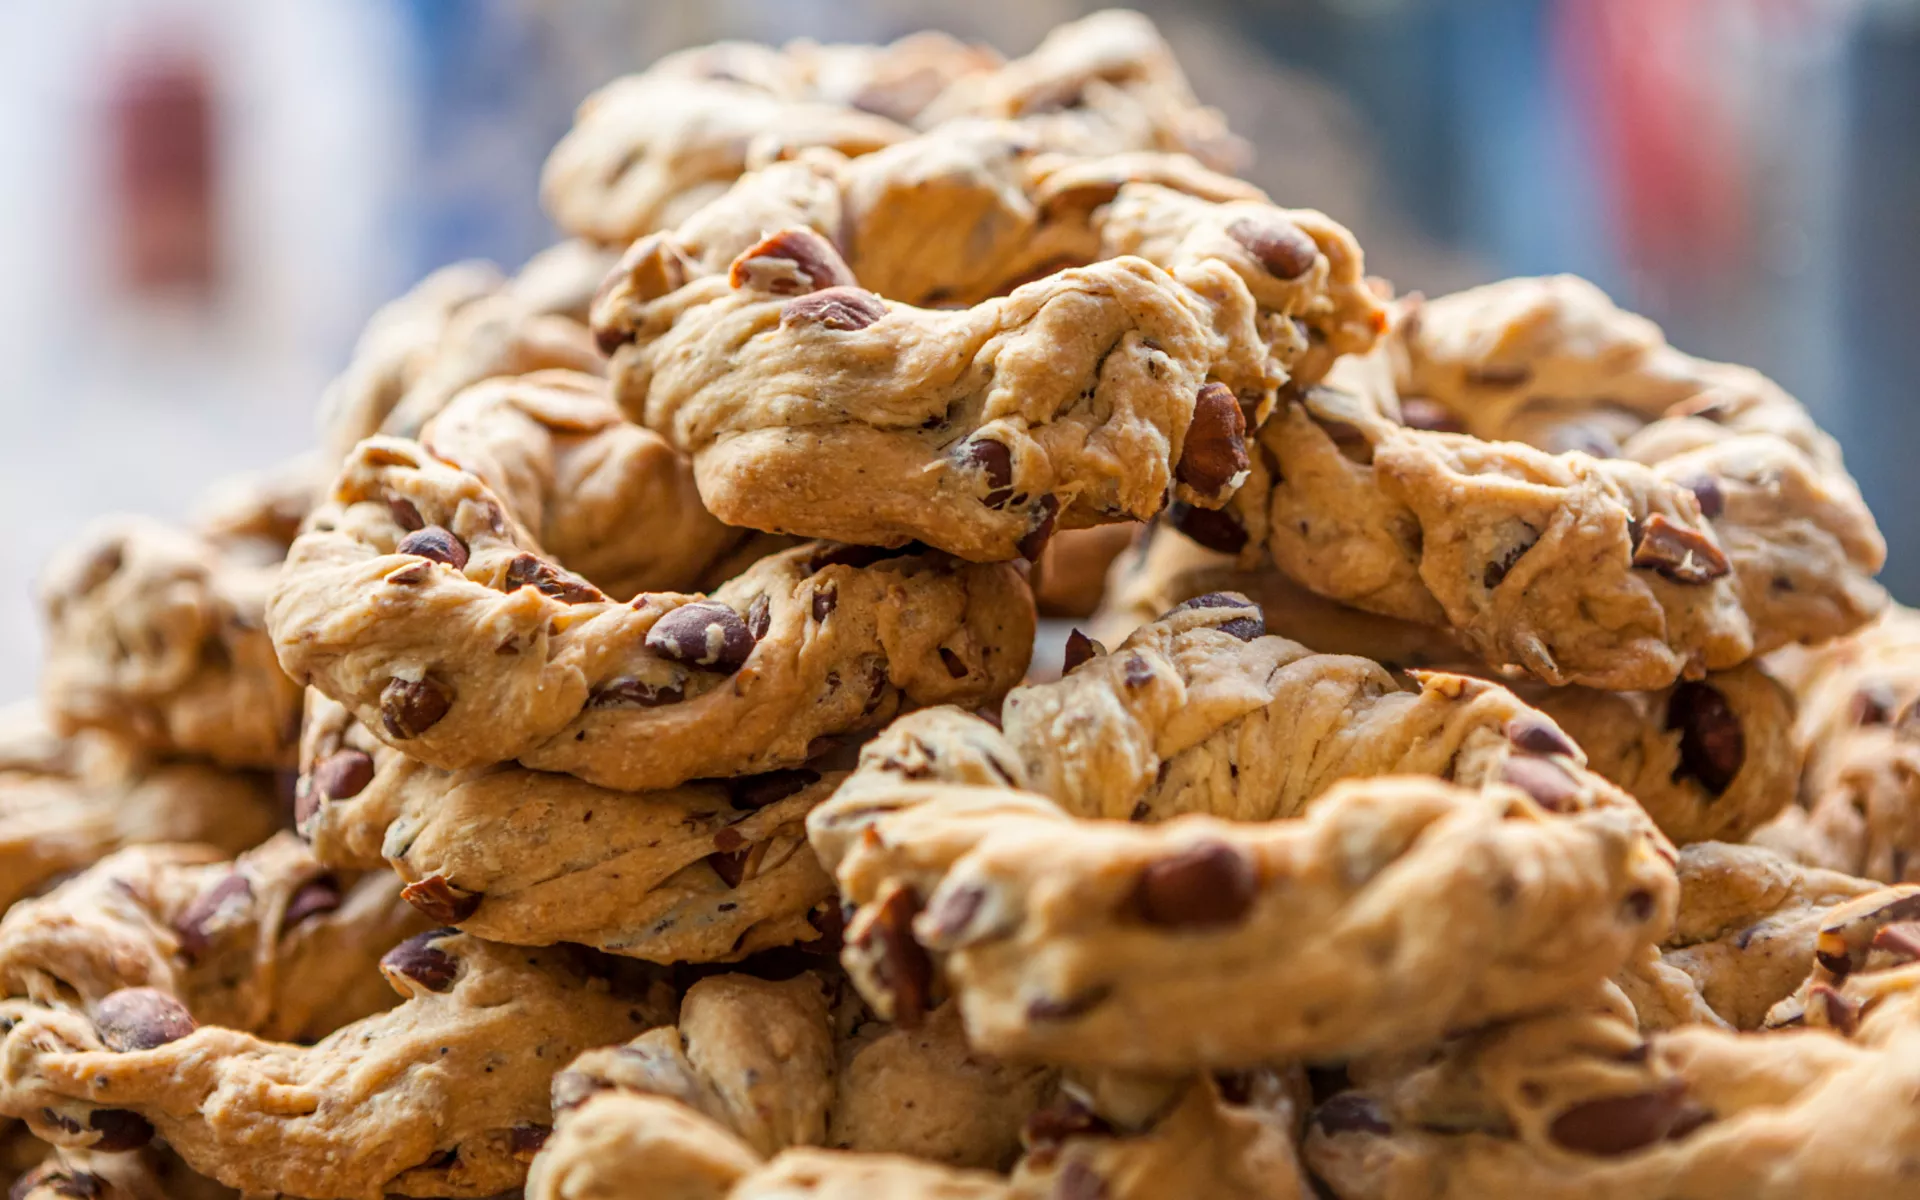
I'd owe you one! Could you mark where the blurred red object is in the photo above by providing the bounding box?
[1556,0,1750,280]
[108,50,219,295]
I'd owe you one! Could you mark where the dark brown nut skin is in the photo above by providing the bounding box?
[1176,383,1250,500]
[645,601,756,670]
[1665,681,1744,795]
[728,228,856,295]
[1631,514,1732,585]
[1130,841,1257,928]
[1227,216,1319,280]
[94,989,197,1052]
[380,930,460,993]
[782,287,887,331]
[395,526,470,569]
[380,677,454,740]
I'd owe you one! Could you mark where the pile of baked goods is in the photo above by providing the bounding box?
[4,11,1914,1198]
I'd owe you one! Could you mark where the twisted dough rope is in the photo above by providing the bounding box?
[0,833,424,1043]
[1001,590,1662,829]
[530,974,1306,1200]
[546,973,1052,1172]
[1198,276,1885,690]
[416,370,768,600]
[297,691,838,964]
[0,931,672,1200]
[1302,977,1920,1200]
[1094,522,1802,845]
[38,516,304,770]
[270,436,1032,789]
[1628,841,1884,1031]
[315,252,605,470]
[540,10,1243,248]
[1752,606,1920,884]
[10,1145,228,1200]
[808,597,1676,1069]
[592,137,1384,558]
[0,705,277,909]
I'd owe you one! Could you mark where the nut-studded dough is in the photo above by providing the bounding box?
[415,370,760,599]
[0,706,278,910]
[1526,664,1799,845]
[531,980,1306,1199]
[1207,278,1885,689]
[596,158,1382,558]
[547,973,1050,1172]
[271,438,1032,789]
[40,517,303,769]
[315,259,603,468]
[811,637,1675,1068]
[914,10,1245,170]
[1303,982,1920,1199]
[0,833,426,1042]
[1090,520,1471,669]
[1751,607,1920,883]
[1391,277,1886,655]
[1092,522,1800,845]
[1000,592,1659,830]
[11,1146,234,1200]
[1652,841,1881,1029]
[540,11,1243,249]
[0,931,671,1200]
[297,692,837,962]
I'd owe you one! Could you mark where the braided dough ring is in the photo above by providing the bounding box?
[1093,522,1801,845]
[540,10,1241,248]
[547,973,1051,1172]
[0,931,671,1199]
[531,977,1306,1200]
[40,517,303,769]
[414,370,762,599]
[808,597,1676,1068]
[0,833,424,1042]
[297,690,838,962]
[1303,984,1920,1200]
[269,436,1031,789]
[0,706,277,909]
[1752,606,1920,883]
[316,259,604,469]
[593,142,1384,559]
[1200,277,1884,688]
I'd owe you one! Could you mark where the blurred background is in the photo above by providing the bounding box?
[0,0,1915,695]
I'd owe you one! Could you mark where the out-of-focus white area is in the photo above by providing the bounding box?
[0,1,410,696]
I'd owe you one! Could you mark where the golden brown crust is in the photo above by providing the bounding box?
[269,438,1032,790]
[0,707,279,910]
[0,932,671,1199]
[39,518,303,770]
[811,602,1676,1070]
[0,833,426,1042]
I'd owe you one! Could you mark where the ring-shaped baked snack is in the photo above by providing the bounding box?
[1752,606,1920,883]
[1303,978,1920,1200]
[540,10,1242,248]
[0,706,278,909]
[808,597,1676,1069]
[296,689,839,963]
[593,142,1384,559]
[269,436,1032,789]
[39,517,304,770]
[1094,521,1802,845]
[0,833,425,1042]
[414,370,766,599]
[1199,277,1884,689]
[0,931,671,1200]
